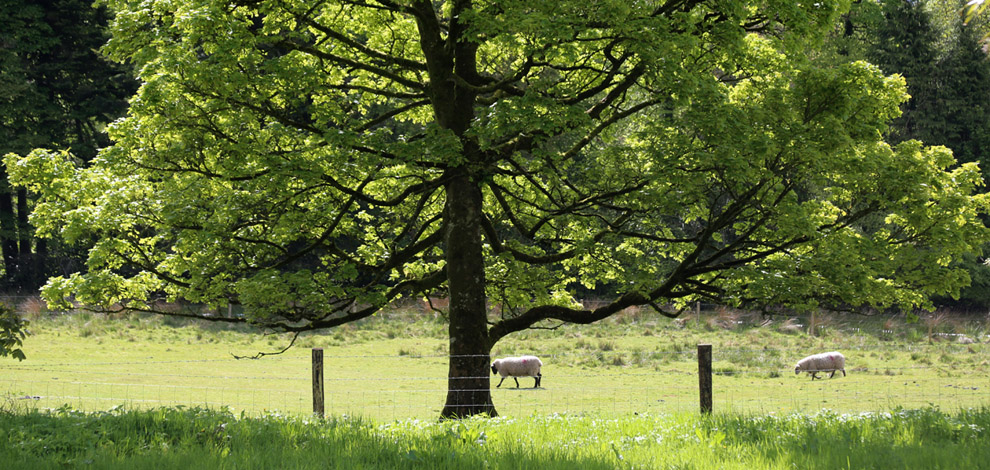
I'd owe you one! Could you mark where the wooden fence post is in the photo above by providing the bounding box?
[312,348,324,418]
[698,344,712,414]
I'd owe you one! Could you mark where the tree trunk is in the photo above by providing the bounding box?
[440,170,496,419]
[33,238,46,289]
[16,188,32,289]
[415,0,492,418]
[0,186,18,287]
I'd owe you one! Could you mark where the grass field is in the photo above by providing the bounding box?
[2,303,990,468]
[0,303,988,419]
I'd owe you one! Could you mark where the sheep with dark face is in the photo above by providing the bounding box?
[795,351,846,380]
[491,355,543,388]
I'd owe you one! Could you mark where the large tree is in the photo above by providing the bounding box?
[7,0,989,417]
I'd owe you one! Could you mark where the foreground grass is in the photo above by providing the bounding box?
[1,405,989,469]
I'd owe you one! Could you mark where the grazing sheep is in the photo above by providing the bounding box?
[957,335,976,345]
[491,355,543,388]
[795,351,846,380]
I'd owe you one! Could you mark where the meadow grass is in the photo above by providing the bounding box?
[1,305,987,419]
[1,403,989,469]
[1,305,989,468]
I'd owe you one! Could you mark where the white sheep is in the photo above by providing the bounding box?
[491,355,543,388]
[795,351,846,380]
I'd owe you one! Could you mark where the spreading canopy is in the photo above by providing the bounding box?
[7,0,988,416]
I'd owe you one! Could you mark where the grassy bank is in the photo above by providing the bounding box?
[1,404,989,469]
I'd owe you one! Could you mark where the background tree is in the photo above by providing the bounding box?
[867,0,944,145]
[940,14,990,172]
[940,17,990,309]
[0,0,136,290]
[829,0,990,309]
[8,0,989,418]
[863,0,990,168]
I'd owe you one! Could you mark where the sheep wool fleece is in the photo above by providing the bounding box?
[491,356,543,388]
[795,351,846,380]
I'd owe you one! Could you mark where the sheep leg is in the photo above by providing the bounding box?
[829,370,836,379]
[496,377,506,388]
[534,373,542,388]
[810,371,819,380]
[513,377,520,388]
[841,369,846,377]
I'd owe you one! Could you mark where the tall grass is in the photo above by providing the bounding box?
[1,404,989,469]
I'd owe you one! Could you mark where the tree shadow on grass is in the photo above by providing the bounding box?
[0,406,617,470]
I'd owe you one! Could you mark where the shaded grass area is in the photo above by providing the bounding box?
[1,404,989,469]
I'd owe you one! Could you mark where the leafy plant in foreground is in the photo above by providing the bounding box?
[0,303,28,360]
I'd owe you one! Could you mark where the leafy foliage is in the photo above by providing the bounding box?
[0,0,133,159]
[863,0,990,174]
[0,303,28,361]
[826,0,990,309]
[0,0,136,289]
[867,0,943,145]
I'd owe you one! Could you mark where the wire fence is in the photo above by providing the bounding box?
[2,343,988,420]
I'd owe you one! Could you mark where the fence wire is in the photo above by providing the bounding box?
[2,343,989,420]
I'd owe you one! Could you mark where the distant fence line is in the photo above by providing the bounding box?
[2,343,988,420]
[0,364,975,382]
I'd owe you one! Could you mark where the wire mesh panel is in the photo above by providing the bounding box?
[1,344,988,419]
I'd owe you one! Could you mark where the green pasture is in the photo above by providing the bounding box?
[1,305,988,420]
